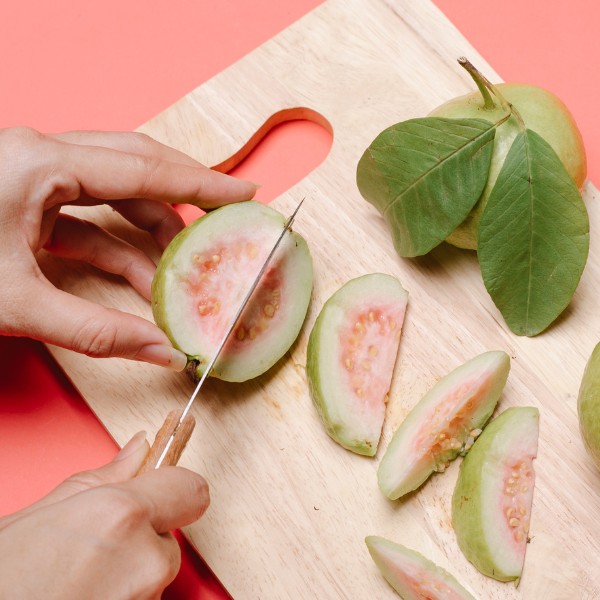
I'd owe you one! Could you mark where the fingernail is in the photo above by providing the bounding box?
[137,344,188,371]
[114,431,147,462]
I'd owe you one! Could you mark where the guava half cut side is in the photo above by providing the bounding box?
[378,351,510,500]
[306,274,408,456]
[365,536,477,600]
[452,406,539,583]
[152,201,313,382]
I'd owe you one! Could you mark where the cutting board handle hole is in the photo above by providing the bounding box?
[224,107,332,204]
[178,108,332,223]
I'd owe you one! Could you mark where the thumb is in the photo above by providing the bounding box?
[58,431,151,498]
[53,431,152,501]
[0,432,150,529]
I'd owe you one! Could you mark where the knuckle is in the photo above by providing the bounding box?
[0,126,43,146]
[72,316,119,358]
[0,127,44,168]
[0,127,80,204]
[148,538,181,587]
[130,132,155,153]
[44,171,81,205]
[61,469,108,494]
[117,247,148,280]
[96,486,146,531]
[124,535,180,597]
[135,154,162,197]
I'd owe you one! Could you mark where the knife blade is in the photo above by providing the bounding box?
[137,199,305,474]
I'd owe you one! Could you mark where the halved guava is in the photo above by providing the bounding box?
[365,536,476,600]
[452,406,539,583]
[306,274,408,456]
[378,351,510,500]
[151,201,313,382]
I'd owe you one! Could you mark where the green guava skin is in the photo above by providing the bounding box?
[429,83,587,250]
[306,321,374,456]
[306,274,408,457]
[377,351,510,500]
[452,406,539,583]
[365,536,477,600]
[578,342,600,469]
[151,201,313,382]
[306,309,374,455]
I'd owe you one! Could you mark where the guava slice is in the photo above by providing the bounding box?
[577,341,600,469]
[452,406,539,583]
[365,536,477,600]
[306,274,408,456]
[152,201,313,382]
[378,351,510,500]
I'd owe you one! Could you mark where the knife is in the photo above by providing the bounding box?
[137,199,305,474]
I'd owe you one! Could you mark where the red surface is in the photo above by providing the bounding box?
[434,0,600,184]
[0,0,597,597]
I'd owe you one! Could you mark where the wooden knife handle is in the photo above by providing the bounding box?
[137,409,196,475]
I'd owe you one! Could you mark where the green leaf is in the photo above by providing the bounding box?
[356,117,496,257]
[478,129,589,336]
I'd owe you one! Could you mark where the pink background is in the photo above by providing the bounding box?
[0,1,597,597]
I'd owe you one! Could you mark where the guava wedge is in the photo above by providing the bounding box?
[452,407,539,583]
[152,201,313,382]
[378,351,510,500]
[365,536,477,600]
[577,342,600,470]
[306,274,408,456]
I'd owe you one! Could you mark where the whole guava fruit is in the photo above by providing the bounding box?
[578,342,600,470]
[429,68,587,250]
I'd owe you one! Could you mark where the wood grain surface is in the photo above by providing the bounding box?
[41,0,600,597]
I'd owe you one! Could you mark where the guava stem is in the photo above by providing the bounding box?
[457,57,497,110]
[457,57,526,130]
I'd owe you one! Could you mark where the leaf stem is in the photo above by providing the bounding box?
[457,57,526,131]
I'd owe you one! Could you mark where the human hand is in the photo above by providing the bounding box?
[0,127,257,369]
[0,432,210,599]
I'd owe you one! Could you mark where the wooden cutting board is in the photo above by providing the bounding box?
[41,0,600,597]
